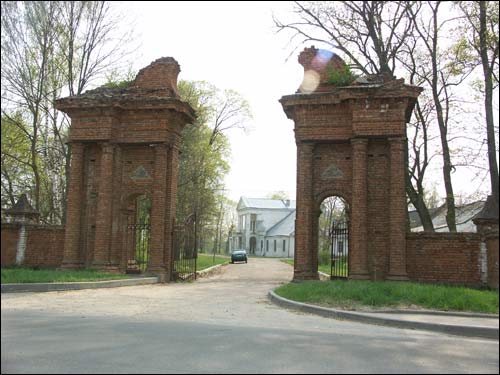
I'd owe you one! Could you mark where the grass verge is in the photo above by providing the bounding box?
[274,280,499,314]
[1,267,131,284]
[196,253,230,271]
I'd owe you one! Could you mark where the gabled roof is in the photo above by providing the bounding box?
[237,197,296,210]
[410,200,486,232]
[266,210,296,237]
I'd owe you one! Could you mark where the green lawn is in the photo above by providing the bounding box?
[275,280,499,314]
[196,253,230,271]
[1,267,131,284]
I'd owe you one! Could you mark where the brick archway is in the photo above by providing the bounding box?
[55,57,195,282]
[280,47,422,282]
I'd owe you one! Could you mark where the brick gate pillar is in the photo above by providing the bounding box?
[294,142,319,281]
[387,137,409,280]
[61,142,85,269]
[164,140,180,281]
[473,195,499,289]
[350,138,369,279]
[148,143,168,278]
[92,142,115,268]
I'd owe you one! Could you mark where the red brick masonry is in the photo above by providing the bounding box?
[406,232,483,287]
[1,223,65,268]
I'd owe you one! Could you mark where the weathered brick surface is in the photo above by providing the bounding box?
[485,233,499,289]
[280,47,421,282]
[406,233,483,286]
[61,142,85,269]
[54,57,195,281]
[282,49,487,286]
[1,224,19,266]
[1,223,65,268]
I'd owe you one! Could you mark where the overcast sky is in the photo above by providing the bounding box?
[116,1,497,205]
[117,1,301,203]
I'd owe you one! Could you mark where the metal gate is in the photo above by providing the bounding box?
[127,223,151,273]
[173,214,197,280]
[330,220,349,279]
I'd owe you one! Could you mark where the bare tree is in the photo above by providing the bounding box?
[1,1,59,213]
[1,1,137,223]
[458,1,499,204]
[405,98,438,231]
[274,1,416,75]
[57,1,136,97]
[404,1,481,232]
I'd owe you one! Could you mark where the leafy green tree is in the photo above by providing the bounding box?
[1,114,33,210]
[177,80,251,253]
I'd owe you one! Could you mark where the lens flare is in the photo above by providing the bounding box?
[311,49,334,70]
[299,70,320,93]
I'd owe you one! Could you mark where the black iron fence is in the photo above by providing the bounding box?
[127,223,150,273]
[173,217,197,280]
[330,221,349,279]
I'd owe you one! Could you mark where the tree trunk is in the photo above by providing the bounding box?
[479,1,499,204]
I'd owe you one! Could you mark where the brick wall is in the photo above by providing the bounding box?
[406,232,483,286]
[1,224,19,266]
[1,223,65,268]
[485,232,499,289]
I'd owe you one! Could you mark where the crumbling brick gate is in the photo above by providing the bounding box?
[280,47,422,282]
[56,58,194,282]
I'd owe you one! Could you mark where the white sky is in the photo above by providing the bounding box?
[118,1,301,203]
[117,1,497,205]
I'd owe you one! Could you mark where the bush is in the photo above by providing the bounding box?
[327,65,357,86]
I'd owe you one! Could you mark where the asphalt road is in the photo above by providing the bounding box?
[1,258,499,374]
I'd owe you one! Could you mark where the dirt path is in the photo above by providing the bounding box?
[1,258,296,328]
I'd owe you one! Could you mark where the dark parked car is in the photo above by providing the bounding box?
[231,250,247,264]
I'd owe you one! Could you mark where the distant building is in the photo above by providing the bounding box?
[229,197,296,258]
[409,200,486,232]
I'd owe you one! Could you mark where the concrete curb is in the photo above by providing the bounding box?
[1,276,159,293]
[268,289,499,340]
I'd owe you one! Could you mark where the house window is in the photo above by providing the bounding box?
[261,240,263,250]
[283,239,286,252]
[250,214,256,232]
[238,237,242,249]
[274,240,277,252]
[266,240,269,252]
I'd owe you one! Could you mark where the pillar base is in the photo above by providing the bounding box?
[386,274,409,281]
[91,261,111,271]
[60,261,84,270]
[293,271,319,281]
[93,264,121,273]
[349,272,370,280]
[147,267,170,283]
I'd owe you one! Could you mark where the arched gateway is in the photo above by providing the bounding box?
[55,57,195,282]
[280,47,422,282]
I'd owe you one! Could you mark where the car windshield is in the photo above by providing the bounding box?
[232,251,245,254]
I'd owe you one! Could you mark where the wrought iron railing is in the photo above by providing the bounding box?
[330,221,349,279]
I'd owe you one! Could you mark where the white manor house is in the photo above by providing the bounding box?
[229,197,296,258]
